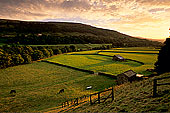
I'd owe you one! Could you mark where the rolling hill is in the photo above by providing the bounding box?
[0,19,161,46]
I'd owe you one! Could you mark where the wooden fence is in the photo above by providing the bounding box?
[61,87,114,108]
[90,87,114,105]
[62,95,89,108]
[153,76,170,97]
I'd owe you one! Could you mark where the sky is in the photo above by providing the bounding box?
[0,0,170,40]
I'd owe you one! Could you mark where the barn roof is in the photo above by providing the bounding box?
[114,55,125,60]
[123,70,136,77]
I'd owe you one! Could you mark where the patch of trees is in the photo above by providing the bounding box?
[155,38,170,74]
[0,44,78,69]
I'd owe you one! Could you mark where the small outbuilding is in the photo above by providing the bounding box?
[112,55,125,61]
[117,70,137,85]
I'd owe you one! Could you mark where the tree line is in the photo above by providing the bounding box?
[0,43,114,69]
[6,34,162,47]
[0,44,78,69]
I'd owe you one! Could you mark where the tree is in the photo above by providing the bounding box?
[22,53,32,64]
[41,48,50,58]
[11,54,24,65]
[70,45,78,52]
[53,48,62,55]
[32,50,44,61]
[0,53,12,68]
[155,38,170,74]
[48,49,54,56]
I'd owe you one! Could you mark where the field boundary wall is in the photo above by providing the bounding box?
[41,60,94,74]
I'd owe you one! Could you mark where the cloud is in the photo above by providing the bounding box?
[148,8,165,13]
[60,0,91,10]
[0,0,170,39]
[136,0,170,6]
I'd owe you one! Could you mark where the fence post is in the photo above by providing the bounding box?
[112,87,114,101]
[98,92,100,104]
[90,95,92,105]
[67,101,69,106]
[62,103,64,108]
[64,102,66,107]
[76,98,79,105]
[153,79,157,97]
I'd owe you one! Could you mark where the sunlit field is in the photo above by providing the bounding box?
[0,62,116,112]
[46,47,158,75]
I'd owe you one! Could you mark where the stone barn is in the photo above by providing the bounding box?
[112,55,125,61]
[117,70,137,85]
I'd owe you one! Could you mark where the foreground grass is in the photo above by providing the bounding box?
[70,73,170,112]
[0,62,116,112]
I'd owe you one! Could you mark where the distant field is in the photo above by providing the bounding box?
[0,62,116,112]
[101,47,159,54]
[46,47,159,75]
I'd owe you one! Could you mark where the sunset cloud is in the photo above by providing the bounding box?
[0,0,170,39]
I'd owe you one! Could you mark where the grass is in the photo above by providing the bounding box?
[69,72,170,112]
[46,47,158,75]
[0,47,161,112]
[0,62,116,112]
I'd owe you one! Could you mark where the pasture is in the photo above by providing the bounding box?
[46,47,159,75]
[0,47,159,112]
[0,62,116,112]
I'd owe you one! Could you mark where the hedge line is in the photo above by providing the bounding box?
[41,60,94,74]
[98,72,117,79]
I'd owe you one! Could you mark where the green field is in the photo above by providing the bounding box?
[0,62,116,112]
[0,47,160,112]
[46,47,159,75]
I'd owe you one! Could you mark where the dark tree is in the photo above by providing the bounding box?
[155,38,170,74]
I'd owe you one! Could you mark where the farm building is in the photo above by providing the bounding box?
[117,70,137,85]
[112,55,125,61]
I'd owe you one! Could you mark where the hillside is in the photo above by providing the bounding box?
[0,19,161,46]
[68,73,170,112]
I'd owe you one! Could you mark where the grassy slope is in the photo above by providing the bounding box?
[0,62,116,112]
[70,73,170,112]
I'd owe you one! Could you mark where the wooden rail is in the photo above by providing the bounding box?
[89,87,114,105]
[153,76,170,97]
[62,95,89,108]
[61,87,114,108]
